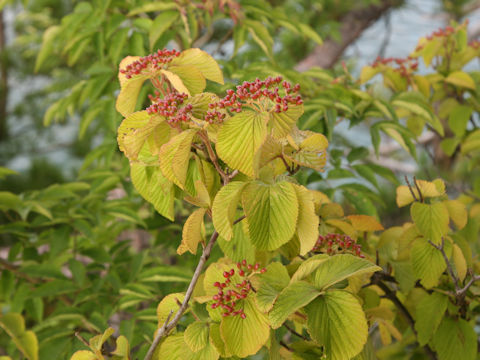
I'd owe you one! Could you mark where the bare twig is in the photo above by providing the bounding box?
[283,323,309,341]
[75,332,91,348]
[404,176,418,202]
[456,275,480,298]
[413,176,424,203]
[144,215,245,360]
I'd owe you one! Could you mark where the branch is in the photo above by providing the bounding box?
[144,215,245,360]
[428,238,460,291]
[456,275,480,298]
[295,0,403,71]
[371,273,437,360]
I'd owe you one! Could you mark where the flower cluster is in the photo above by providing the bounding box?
[146,91,193,124]
[371,56,419,77]
[204,77,302,123]
[211,260,266,319]
[119,49,181,79]
[414,25,459,52]
[311,233,364,258]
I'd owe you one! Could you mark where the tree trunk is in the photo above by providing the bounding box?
[295,0,403,71]
[0,10,8,141]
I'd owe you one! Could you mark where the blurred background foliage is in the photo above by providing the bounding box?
[1,0,480,358]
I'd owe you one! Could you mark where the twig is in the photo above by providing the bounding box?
[144,232,218,360]
[283,323,309,341]
[279,340,293,352]
[404,176,418,202]
[456,275,480,298]
[144,215,246,360]
[371,273,437,360]
[198,131,229,185]
[428,238,460,291]
[75,332,90,348]
[413,176,424,203]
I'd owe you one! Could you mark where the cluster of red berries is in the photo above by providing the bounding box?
[119,49,181,79]
[146,91,193,124]
[204,77,302,123]
[211,260,266,319]
[372,56,419,77]
[469,40,480,49]
[415,25,458,52]
[311,233,364,258]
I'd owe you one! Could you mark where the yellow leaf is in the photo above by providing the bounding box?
[70,351,97,360]
[325,219,356,239]
[116,56,147,117]
[212,181,247,240]
[445,71,476,90]
[161,69,191,96]
[444,200,468,230]
[347,215,384,232]
[269,104,304,138]
[159,129,197,188]
[217,111,267,178]
[171,48,224,84]
[177,208,206,255]
[452,244,467,282]
[168,65,206,95]
[396,179,445,207]
[157,293,186,327]
[359,66,379,84]
[292,184,319,255]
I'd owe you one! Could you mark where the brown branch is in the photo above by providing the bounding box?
[404,176,418,202]
[457,275,480,298]
[144,215,245,360]
[428,238,460,291]
[283,323,309,341]
[295,0,403,71]
[371,273,437,360]
[413,176,424,203]
[198,130,229,185]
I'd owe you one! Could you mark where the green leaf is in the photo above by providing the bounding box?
[127,2,176,16]
[461,129,480,154]
[306,291,368,360]
[298,23,323,45]
[168,65,206,95]
[448,105,472,138]
[155,332,219,360]
[292,184,319,255]
[415,292,448,346]
[0,313,38,360]
[109,28,129,65]
[433,318,477,360]
[217,222,255,264]
[269,281,322,329]
[149,12,178,50]
[444,200,467,230]
[0,167,18,180]
[312,254,381,290]
[220,297,270,357]
[411,239,451,288]
[245,20,274,60]
[445,71,476,90]
[184,321,209,352]
[255,262,290,313]
[217,111,267,177]
[212,181,247,240]
[242,181,298,250]
[131,164,175,221]
[410,202,449,244]
[35,26,61,72]
[177,208,206,255]
[161,69,191,95]
[171,48,224,84]
[159,129,197,188]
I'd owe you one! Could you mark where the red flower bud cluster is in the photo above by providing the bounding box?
[211,260,266,319]
[469,40,480,49]
[311,233,364,258]
[146,91,193,124]
[372,56,419,77]
[205,77,302,123]
[119,49,181,79]
[415,25,457,52]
